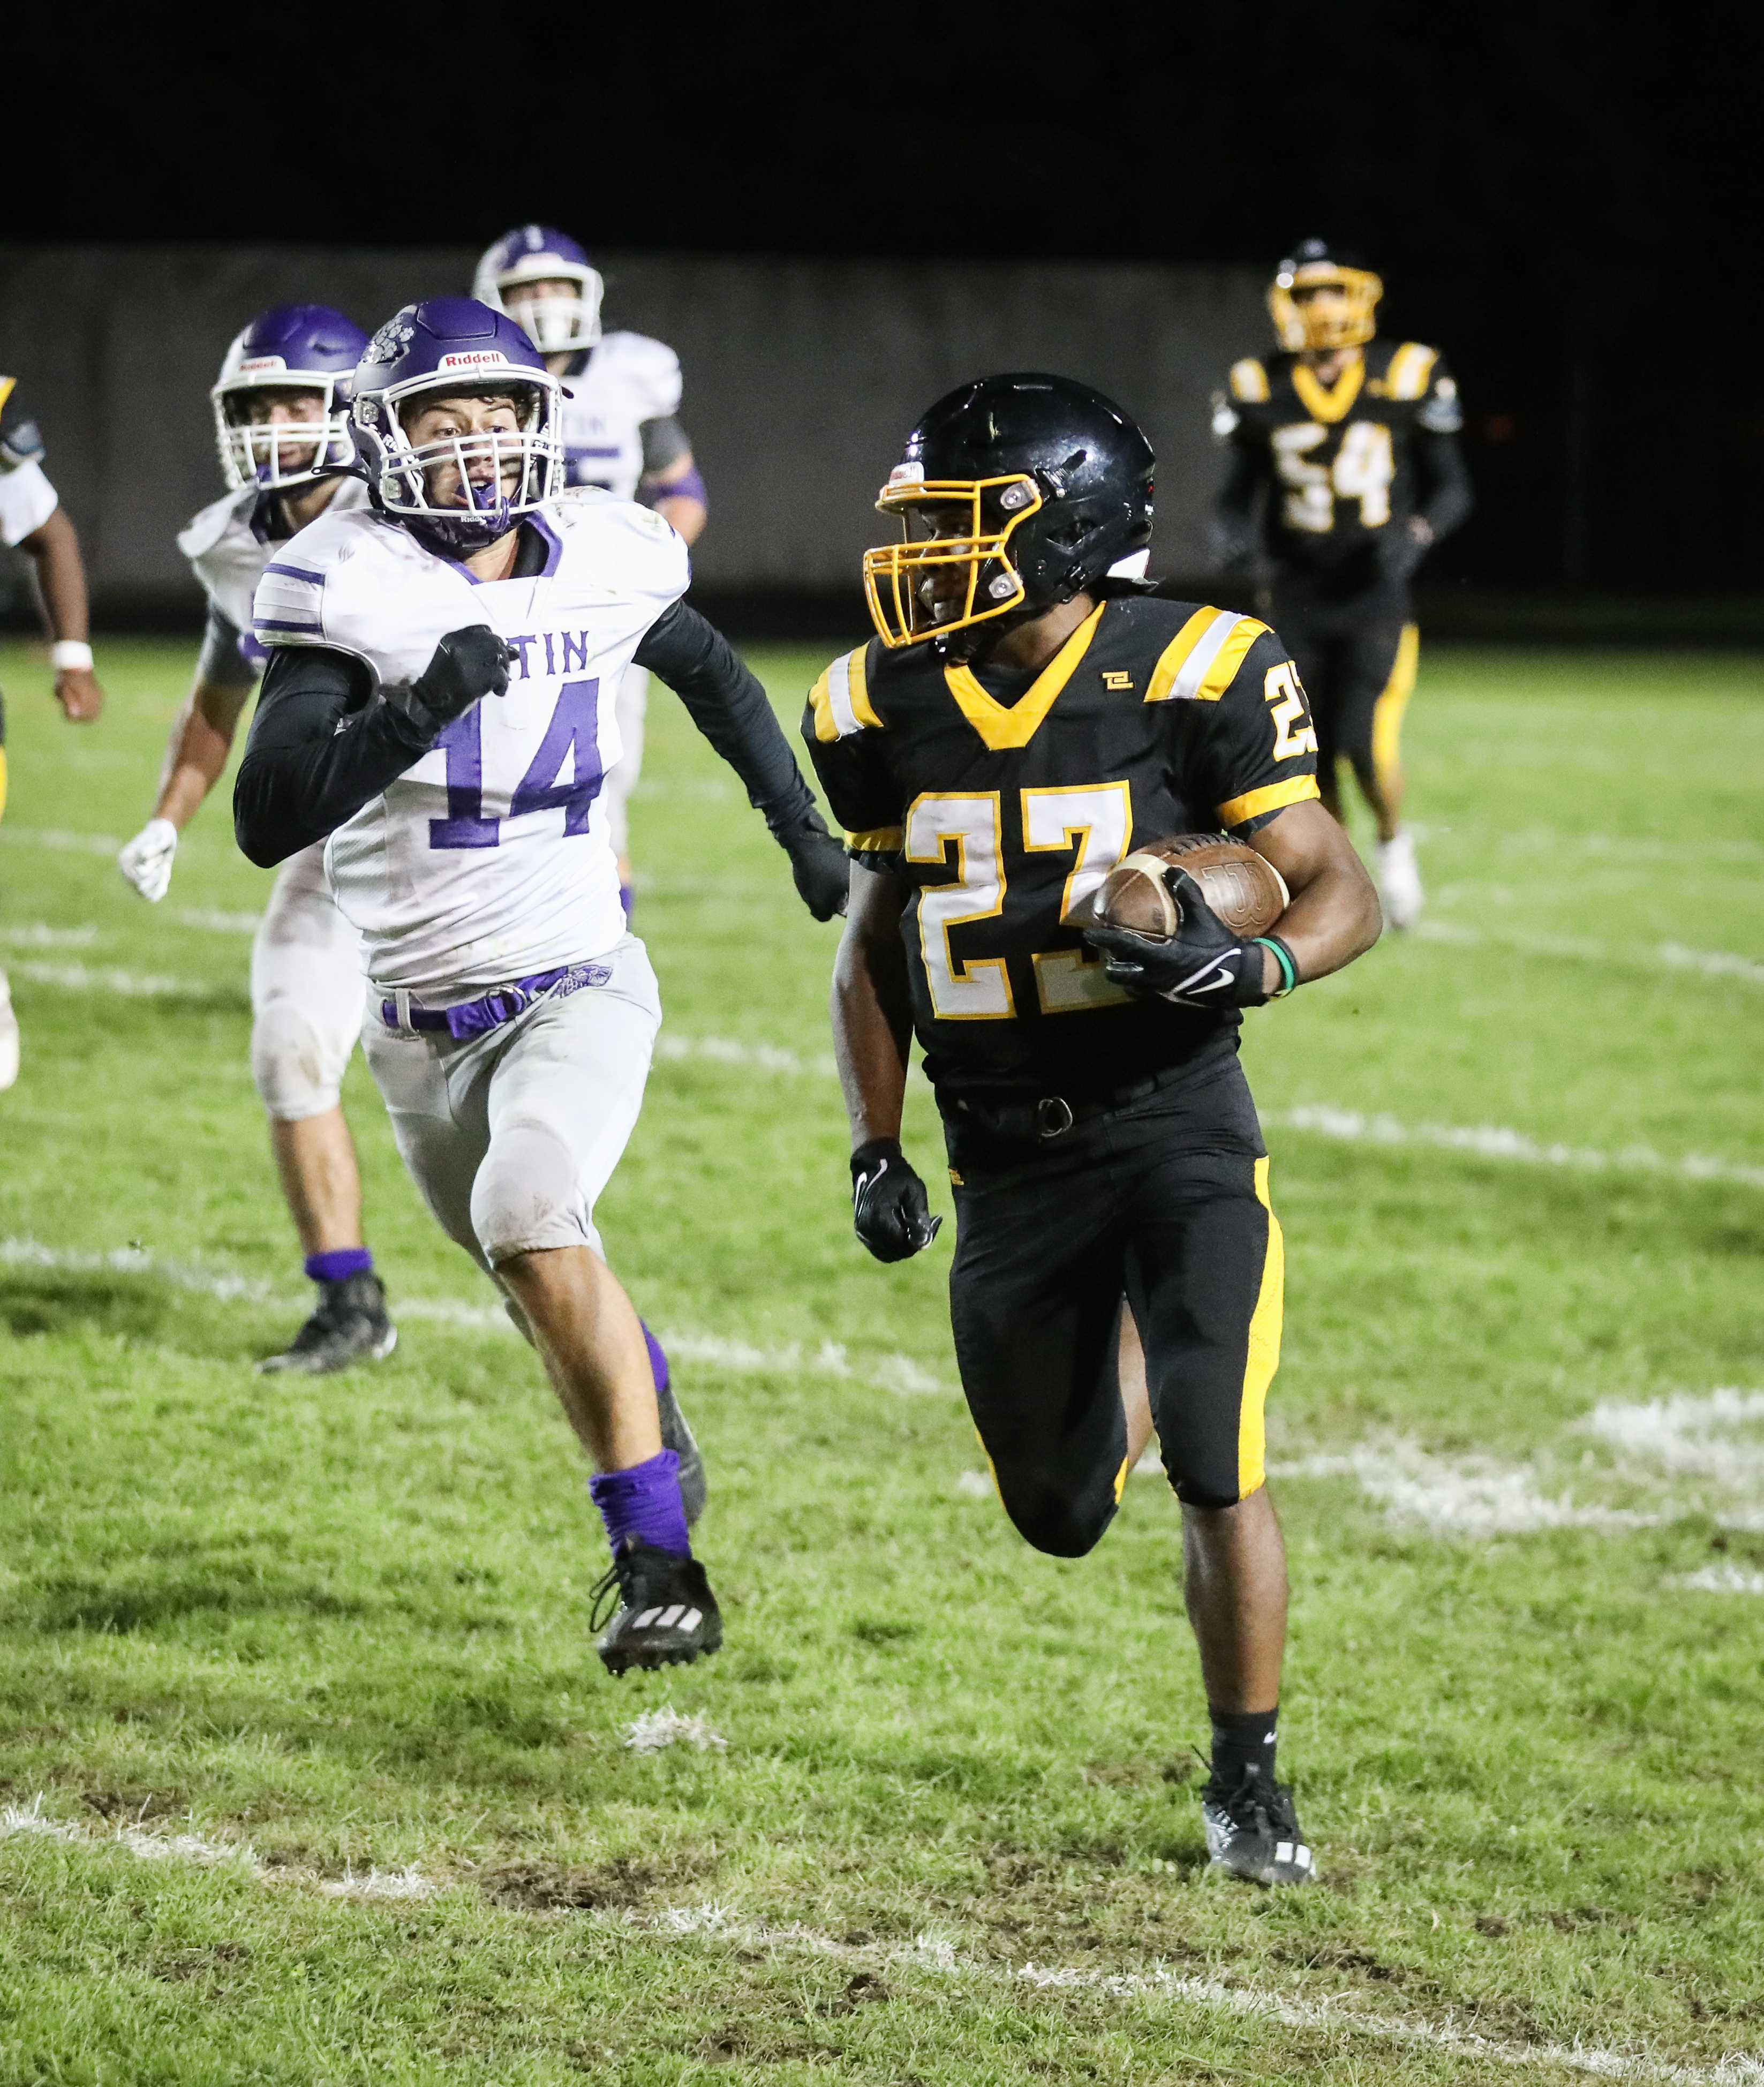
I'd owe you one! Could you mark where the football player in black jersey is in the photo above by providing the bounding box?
[804,374,1381,1886]
[1211,241,1472,929]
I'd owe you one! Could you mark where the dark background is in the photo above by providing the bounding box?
[6,2,1759,624]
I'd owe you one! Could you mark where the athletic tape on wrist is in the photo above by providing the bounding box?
[51,640,94,672]
[1252,935,1300,999]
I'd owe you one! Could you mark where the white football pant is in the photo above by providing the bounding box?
[250,841,368,1122]
[361,935,659,1271]
[602,664,649,864]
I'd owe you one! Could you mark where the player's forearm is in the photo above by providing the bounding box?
[1250,800,1382,985]
[832,881,914,1144]
[651,492,706,544]
[634,601,814,830]
[1414,433,1473,541]
[20,507,89,641]
[233,647,429,867]
[154,680,251,827]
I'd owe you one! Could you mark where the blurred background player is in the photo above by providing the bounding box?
[1211,240,1471,929]
[0,372,106,1090]
[115,306,397,1373]
[473,228,708,915]
[231,297,844,1665]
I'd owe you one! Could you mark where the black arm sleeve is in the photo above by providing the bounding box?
[1212,444,1265,564]
[634,600,816,832]
[232,644,435,868]
[1413,431,1473,541]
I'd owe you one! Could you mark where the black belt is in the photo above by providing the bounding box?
[942,1061,1195,1148]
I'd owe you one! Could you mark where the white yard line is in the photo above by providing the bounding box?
[0,1239,955,1397]
[0,825,123,856]
[4,1802,1746,2084]
[1416,918,1764,985]
[172,908,263,935]
[6,959,229,999]
[655,1032,838,1076]
[0,923,99,948]
[1269,1105,1764,1194]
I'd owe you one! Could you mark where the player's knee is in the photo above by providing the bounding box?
[472,1116,592,1264]
[993,1470,1116,1558]
[250,1001,348,1121]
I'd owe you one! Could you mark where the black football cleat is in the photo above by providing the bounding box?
[257,1271,397,1376]
[655,1377,707,1526]
[591,1540,722,1676]
[1201,1766,1316,1886]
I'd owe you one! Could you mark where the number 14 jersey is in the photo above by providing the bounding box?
[253,495,685,997]
[803,597,1321,1096]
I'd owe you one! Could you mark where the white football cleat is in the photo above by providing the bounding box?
[1377,828,1423,931]
[0,971,18,1091]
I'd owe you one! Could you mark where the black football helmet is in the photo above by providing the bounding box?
[863,372,1155,654]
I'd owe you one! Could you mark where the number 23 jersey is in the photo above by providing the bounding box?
[803,596,1321,1094]
[251,495,687,996]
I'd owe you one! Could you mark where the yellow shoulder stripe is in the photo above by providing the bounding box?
[1229,357,1270,404]
[942,601,1104,751]
[845,825,903,853]
[809,645,881,742]
[1216,774,1320,828]
[0,747,9,824]
[1385,342,1439,401]
[0,376,16,417]
[1145,608,1270,705]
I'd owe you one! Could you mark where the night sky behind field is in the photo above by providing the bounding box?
[11,3,1759,595]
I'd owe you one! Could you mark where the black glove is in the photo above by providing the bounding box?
[1374,521,1430,583]
[851,1137,941,1262]
[1083,867,1273,1009]
[775,807,850,921]
[383,625,511,737]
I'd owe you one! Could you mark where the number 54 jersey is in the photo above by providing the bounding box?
[803,597,1321,1097]
[252,495,686,996]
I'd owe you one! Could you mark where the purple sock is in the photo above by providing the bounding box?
[619,884,635,922]
[590,1448,690,1558]
[641,1320,670,1395]
[306,1247,372,1285]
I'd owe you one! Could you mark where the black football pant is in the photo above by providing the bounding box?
[941,1059,1284,1557]
[1271,573,1417,796]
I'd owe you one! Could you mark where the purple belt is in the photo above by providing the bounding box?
[381,961,612,1041]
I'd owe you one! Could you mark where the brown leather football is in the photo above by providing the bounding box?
[1095,835,1290,941]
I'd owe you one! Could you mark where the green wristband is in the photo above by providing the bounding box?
[1252,935,1299,999]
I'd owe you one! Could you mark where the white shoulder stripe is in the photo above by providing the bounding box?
[1169,610,1243,701]
[826,652,863,739]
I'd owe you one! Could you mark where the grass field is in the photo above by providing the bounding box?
[1,633,1762,2085]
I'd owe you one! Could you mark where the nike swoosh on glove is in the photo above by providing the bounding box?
[775,808,850,920]
[118,818,179,902]
[850,1137,942,1262]
[1083,865,1271,1008]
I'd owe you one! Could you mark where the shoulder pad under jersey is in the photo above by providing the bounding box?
[1228,358,1271,404]
[591,330,684,418]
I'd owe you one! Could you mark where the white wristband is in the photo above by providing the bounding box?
[51,640,94,672]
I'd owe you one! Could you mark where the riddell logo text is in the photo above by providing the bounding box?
[438,352,511,370]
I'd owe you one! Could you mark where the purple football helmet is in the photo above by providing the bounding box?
[350,297,564,555]
[212,304,368,491]
[472,225,604,355]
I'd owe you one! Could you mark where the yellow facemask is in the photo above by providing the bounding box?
[1268,260,1384,352]
[861,469,1045,650]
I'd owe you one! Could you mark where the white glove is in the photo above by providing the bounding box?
[118,818,179,902]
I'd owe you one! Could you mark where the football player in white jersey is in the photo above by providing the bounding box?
[115,306,403,1372]
[473,228,706,916]
[232,297,847,1672]
[1,375,105,1090]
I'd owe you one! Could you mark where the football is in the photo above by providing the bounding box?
[1094,834,1290,941]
